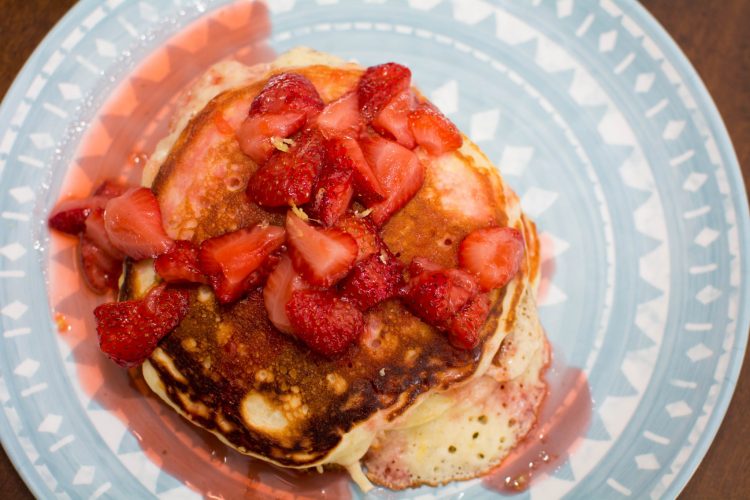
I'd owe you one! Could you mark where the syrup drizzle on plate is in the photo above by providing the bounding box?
[483,353,592,494]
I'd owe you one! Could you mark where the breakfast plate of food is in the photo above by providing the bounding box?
[0,1,747,498]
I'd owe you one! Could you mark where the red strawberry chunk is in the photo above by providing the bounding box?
[340,249,404,310]
[94,284,189,367]
[249,72,324,119]
[336,214,382,263]
[155,240,207,285]
[80,235,122,294]
[286,211,358,287]
[49,198,95,235]
[237,111,306,165]
[408,104,462,156]
[337,137,386,203]
[308,146,354,227]
[286,289,364,356]
[247,128,326,207]
[263,255,309,334]
[360,136,425,226]
[85,209,125,260]
[449,293,490,350]
[458,226,525,291]
[104,187,174,260]
[49,180,131,235]
[372,89,416,149]
[199,224,285,304]
[316,91,362,139]
[404,260,479,328]
[358,62,411,122]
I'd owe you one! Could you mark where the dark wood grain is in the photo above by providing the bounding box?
[0,1,747,498]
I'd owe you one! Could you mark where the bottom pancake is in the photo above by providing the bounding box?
[363,290,548,489]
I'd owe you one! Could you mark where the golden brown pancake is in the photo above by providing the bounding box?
[122,48,546,490]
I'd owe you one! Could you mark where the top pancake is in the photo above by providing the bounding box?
[122,49,540,469]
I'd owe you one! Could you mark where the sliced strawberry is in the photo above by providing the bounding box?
[337,137,385,203]
[357,62,411,122]
[408,104,462,156]
[94,284,189,367]
[154,240,207,285]
[247,128,326,207]
[458,226,525,291]
[372,89,416,149]
[360,136,425,226]
[80,235,122,294]
[198,224,285,304]
[85,210,125,260]
[340,249,404,310]
[286,289,364,356]
[403,261,479,328]
[237,111,306,165]
[449,293,490,350]
[249,72,324,119]
[336,214,382,263]
[308,151,354,227]
[408,256,442,276]
[316,91,362,139]
[104,188,174,260]
[263,255,309,334]
[286,211,358,287]
[49,198,95,235]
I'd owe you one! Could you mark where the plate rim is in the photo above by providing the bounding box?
[623,0,750,496]
[0,0,747,497]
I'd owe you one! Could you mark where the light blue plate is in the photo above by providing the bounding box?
[1,0,748,498]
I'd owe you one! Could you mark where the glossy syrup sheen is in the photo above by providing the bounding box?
[47,2,350,498]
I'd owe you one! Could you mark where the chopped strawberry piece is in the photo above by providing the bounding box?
[249,72,324,120]
[49,198,95,235]
[308,146,354,227]
[458,226,525,291]
[93,179,129,198]
[360,136,425,226]
[49,180,131,235]
[337,137,386,203]
[403,260,479,328]
[340,249,404,310]
[237,111,306,165]
[104,188,174,260]
[286,211,358,287]
[94,284,189,367]
[357,62,411,122]
[286,289,364,356]
[80,235,122,293]
[198,224,285,304]
[408,104,462,156]
[336,214,382,263]
[85,210,125,260]
[247,128,326,207]
[449,293,490,350]
[316,92,362,139]
[408,256,442,276]
[263,255,309,334]
[155,240,207,285]
[372,89,416,149]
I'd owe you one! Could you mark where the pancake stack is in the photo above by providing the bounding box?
[121,48,548,491]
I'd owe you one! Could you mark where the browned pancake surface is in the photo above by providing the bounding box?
[125,64,534,466]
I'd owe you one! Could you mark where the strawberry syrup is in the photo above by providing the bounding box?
[48,2,350,497]
[483,354,592,494]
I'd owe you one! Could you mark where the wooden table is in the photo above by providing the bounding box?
[1,1,747,498]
